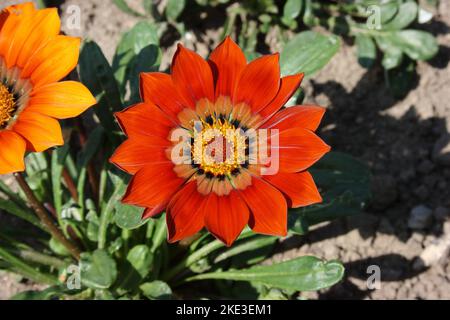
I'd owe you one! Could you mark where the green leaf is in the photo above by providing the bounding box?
[166,0,186,20]
[379,1,399,24]
[112,21,161,100]
[355,34,376,68]
[10,286,65,300]
[114,203,146,230]
[126,245,154,278]
[140,281,172,300]
[214,236,276,264]
[375,35,404,69]
[282,0,302,27]
[390,30,439,61]
[51,145,70,219]
[113,0,144,17]
[386,58,417,98]
[0,248,58,285]
[187,256,345,292]
[288,152,371,234]
[80,249,117,289]
[280,31,340,77]
[383,2,418,30]
[79,41,122,142]
[0,199,42,230]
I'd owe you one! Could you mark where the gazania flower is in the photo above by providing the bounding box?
[0,3,95,174]
[110,37,330,246]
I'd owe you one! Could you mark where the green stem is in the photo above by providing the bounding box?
[161,239,224,282]
[0,248,59,285]
[14,172,81,260]
[14,249,68,269]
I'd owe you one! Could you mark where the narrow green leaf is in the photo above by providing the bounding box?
[187,256,345,292]
[51,145,70,219]
[0,248,58,285]
[280,31,340,77]
[78,41,122,142]
[375,35,404,69]
[0,199,42,230]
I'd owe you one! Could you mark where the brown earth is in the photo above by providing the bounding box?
[1,0,450,299]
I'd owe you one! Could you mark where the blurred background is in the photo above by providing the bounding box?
[1,0,449,299]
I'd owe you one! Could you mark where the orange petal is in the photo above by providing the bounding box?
[277,127,330,172]
[115,102,174,139]
[27,81,95,119]
[167,181,207,243]
[262,105,325,132]
[11,111,63,152]
[4,8,60,69]
[142,205,166,219]
[21,35,80,88]
[233,54,280,113]
[0,130,26,174]
[122,163,184,209]
[264,171,322,208]
[110,139,170,175]
[209,36,247,99]
[0,3,38,65]
[204,190,250,246]
[258,74,304,120]
[140,72,188,120]
[240,177,287,236]
[171,44,215,108]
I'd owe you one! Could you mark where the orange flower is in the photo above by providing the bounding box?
[0,3,95,174]
[110,37,330,246]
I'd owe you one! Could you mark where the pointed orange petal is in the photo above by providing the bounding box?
[0,130,26,174]
[209,36,247,99]
[21,35,80,87]
[16,8,60,68]
[277,127,330,172]
[115,102,174,139]
[167,181,207,243]
[122,163,184,209]
[140,72,190,122]
[110,139,170,175]
[264,171,322,208]
[233,54,280,113]
[4,8,60,69]
[240,177,287,236]
[27,81,95,119]
[171,44,215,108]
[11,111,63,152]
[262,105,325,132]
[258,73,304,120]
[204,190,249,246]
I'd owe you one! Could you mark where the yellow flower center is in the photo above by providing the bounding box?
[0,83,16,129]
[192,114,247,177]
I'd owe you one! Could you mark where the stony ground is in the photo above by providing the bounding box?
[1,0,450,299]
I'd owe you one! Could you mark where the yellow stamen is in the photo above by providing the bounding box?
[0,83,15,128]
[192,114,246,177]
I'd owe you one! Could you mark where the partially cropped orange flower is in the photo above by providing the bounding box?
[0,3,95,174]
[110,37,330,246]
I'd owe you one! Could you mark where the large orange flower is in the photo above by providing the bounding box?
[0,3,95,174]
[111,37,330,246]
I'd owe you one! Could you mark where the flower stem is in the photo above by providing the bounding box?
[14,172,81,260]
[62,167,79,202]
